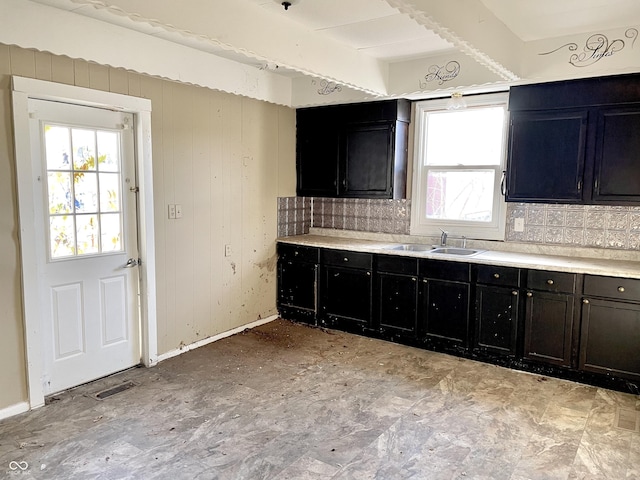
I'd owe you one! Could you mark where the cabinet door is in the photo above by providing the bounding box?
[593,106,640,203]
[523,291,574,367]
[475,286,519,355]
[277,260,317,323]
[580,298,640,381]
[278,260,317,311]
[296,126,339,197]
[420,278,470,347]
[377,272,419,338]
[321,265,372,328]
[340,122,394,198]
[506,110,587,203]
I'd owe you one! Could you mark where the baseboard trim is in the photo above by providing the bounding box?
[0,401,30,421]
[156,315,278,363]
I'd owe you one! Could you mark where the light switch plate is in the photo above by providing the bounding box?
[225,244,232,257]
[168,204,176,219]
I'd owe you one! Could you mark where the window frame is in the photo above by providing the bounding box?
[410,92,509,241]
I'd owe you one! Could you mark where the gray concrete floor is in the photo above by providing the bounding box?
[1,319,639,479]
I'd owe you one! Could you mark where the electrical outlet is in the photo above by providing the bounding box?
[225,244,232,257]
[514,218,525,232]
[168,204,176,219]
[175,204,183,218]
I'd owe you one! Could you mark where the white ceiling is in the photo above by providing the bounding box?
[15,0,640,105]
[245,0,454,61]
[481,0,640,41]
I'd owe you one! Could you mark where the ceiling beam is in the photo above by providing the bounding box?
[387,0,523,81]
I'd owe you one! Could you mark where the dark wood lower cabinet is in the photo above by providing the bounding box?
[276,244,640,393]
[377,272,418,338]
[580,298,640,381]
[276,244,319,324]
[375,255,419,339]
[420,278,470,348]
[475,285,519,356]
[523,291,574,367]
[321,265,372,330]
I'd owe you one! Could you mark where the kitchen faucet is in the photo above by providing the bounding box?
[440,229,447,246]
[440,230,467,248]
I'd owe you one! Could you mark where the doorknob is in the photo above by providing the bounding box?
[124,258,140,268]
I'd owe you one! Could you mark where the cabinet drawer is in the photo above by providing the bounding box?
[419,259,470,282]
[477,265,520,287]
[376,255,418,275]
[584,275,640,302]
[527,270,576,293]
[278,244,319,263]
[322,249,372,269]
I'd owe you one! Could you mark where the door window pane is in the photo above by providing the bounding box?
[76,214,100,255]
[47,172,72,214]
[74,172,98,213]
[44,123,125,259]
[71,129,97,171]
[50,215,75,258]
[101,213,122,252]
[44,125,71,170]
[99,173,121,212]
[97,131,120,172]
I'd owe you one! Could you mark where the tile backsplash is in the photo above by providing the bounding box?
[506,203,640,250]
[278,197,640,251]
[278,197,410,237]
[277,197,311,237]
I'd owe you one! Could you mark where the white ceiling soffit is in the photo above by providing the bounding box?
[19,0,640,106]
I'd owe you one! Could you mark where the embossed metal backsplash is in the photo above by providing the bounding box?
[277,197,410,237]
[278,197,640,251]
[506,203,640,250]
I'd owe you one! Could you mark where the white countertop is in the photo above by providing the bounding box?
[278,234,640,279]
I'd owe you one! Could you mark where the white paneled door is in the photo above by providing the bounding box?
[28,99,140,395]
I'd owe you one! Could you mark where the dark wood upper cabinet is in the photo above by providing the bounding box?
[593,106,640,202]
[296,99,410,199]
[506,73,640,205]
[296,125,340,197]
[507,110,587,203]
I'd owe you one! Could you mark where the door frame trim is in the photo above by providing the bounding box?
[11,76,158,409]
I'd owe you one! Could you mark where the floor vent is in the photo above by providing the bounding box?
[615,408,640,432]
[94,381,136,400]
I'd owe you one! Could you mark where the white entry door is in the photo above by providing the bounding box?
[28,99,141,395]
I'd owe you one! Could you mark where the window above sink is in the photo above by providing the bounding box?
[410,92,509,241]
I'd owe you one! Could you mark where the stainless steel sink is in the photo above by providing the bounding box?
[429,247,483,256]
[384,244,434,252]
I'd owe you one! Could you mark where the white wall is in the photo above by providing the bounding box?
[0,43,296,412]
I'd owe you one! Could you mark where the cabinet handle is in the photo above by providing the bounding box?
[343,257,349,262]
[366,271,371,276]
[423,279,428,284]
[512,290,518,296]
[546,279,554,285]
[583,299,590,304]
[412,277,417,282]
[617,286,625,293]
[334,272,340,277]
[493,273,500,279]
[577,180,582,192]
[526,292,533,297]
[500,170,507,196]
[294,251,299,256]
